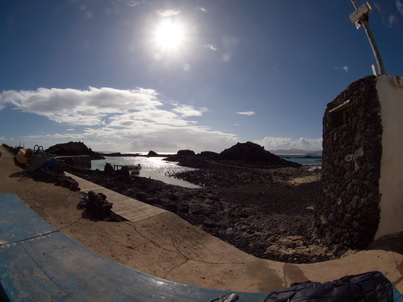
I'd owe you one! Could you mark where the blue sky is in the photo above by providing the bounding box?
[0,0,402,153]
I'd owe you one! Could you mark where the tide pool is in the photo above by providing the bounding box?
[92,156,201,188]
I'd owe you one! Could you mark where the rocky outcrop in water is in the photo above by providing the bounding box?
[46,141,104,160]
[166,142,301,169]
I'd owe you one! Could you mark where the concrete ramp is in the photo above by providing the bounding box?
[65,172,166,223]
[0,194,266,301]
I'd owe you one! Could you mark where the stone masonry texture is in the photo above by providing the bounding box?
[315,75,383,255]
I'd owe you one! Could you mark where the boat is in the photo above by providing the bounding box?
[126,164,142,175]
[112,163,142,176]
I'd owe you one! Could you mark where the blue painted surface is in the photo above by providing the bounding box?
[0,194,266,301]
[1,194,402,302]
[0,194,56,244]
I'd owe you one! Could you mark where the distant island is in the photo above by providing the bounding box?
[43,141,321,162]
[45,141,302,169]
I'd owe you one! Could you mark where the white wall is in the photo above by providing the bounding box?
[376,74,403,239]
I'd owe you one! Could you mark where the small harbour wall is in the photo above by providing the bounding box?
[316,74,403,253]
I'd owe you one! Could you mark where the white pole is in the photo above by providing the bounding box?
[350,0,386,75]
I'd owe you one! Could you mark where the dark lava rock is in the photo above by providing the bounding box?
[84,191,113,220]
[104,163,114,175]
[45,141,104,160]
[147,150,159,157]
[118,166,130,183]
[199,151,218,159]
[166,142,300,170]
[217,142,301,168]
[177,149,196,157]
[32,169,80,191]
[2,143,19,154]
[68,164,332,264]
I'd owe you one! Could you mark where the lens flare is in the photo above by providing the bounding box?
[154,20,186,52]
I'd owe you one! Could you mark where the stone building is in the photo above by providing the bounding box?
[316,74,403,253]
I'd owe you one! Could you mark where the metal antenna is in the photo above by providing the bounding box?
[349,0,386,75]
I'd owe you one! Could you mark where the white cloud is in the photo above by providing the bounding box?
[236,111,255,116]
[127,1,141,7]
[117,0,142,7]
[172,103,208,118]
[195,6,208,13]
[334,65,349,73]
[109,110,192,127]
[255,137,322,152]
[156,9,180,17]
[222,53,231,63]
[21,126,239,153]
[204,43,218,51]
[0,87,163,126]
[0,87,240,152]
[397,0,403,15]
[374,2,382,13]
[0,87,322,154]
[388,15,399,27]
[0,90,20,110]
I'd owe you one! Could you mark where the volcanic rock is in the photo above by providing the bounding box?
[217,142,301,168]
[84,191,113,220]
[147,150,159,157]
[177,149,196,157]
[46,141,104,160]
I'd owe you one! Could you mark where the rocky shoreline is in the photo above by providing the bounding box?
[67,162,335,264]
[6,141,338,263]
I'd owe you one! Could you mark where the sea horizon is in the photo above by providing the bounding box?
[94,152,321,169]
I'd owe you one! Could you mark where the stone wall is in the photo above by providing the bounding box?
[315,76,383,253]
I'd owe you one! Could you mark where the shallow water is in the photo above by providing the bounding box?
[92,156,201,188]
[279,155,322,166]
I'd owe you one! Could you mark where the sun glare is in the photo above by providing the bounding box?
[154,20,186,52]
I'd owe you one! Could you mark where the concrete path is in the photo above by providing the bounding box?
[66,170,403,294]
[0,145,402,296]
[65,172,166,223]
[0,194,268,302]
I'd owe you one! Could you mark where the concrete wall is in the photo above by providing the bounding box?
[376,75,403,239]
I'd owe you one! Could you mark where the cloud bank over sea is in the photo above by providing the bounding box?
[0,88,321,153]
[255,137,323,152]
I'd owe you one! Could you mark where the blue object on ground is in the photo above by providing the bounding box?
[1,194,402,302]
[0,194,57,244]
[43,157,57,170]
[0,194,265,302]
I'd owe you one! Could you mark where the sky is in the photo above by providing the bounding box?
[0,0,402,153]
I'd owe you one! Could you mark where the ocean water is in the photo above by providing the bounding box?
[91,156,201,188]
[279,155,322,166]
[91,154,322,188]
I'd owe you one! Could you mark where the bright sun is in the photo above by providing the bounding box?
[153,20,186,52]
